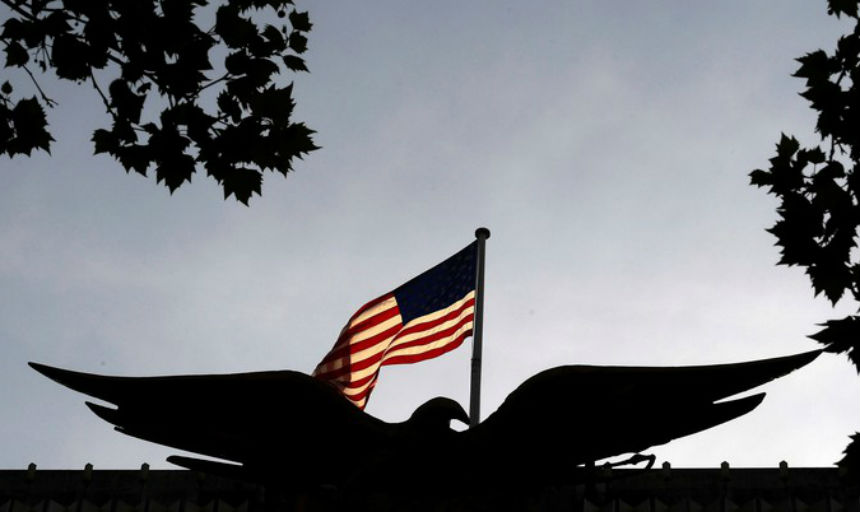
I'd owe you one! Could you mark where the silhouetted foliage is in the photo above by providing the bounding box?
[0,0,317,204]
[749,0,860,473]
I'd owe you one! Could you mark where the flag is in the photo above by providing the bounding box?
[313,242,477,409]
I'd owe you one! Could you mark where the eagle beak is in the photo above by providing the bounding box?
[455,404,470,426]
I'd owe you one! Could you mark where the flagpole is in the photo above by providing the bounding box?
[470,227,490,427]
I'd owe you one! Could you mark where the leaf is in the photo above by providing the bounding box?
[114,144,151,176]
[807,259,850,303]
[214,118,263,163]
[0,105,13,155]
[155,153,196,193]
[226,75,257,103]
[108,79,145,124]
[91,128,118,155]
[836,31,860,63]
[82,11,115,67]
[809,315,860,371]
[149,124,190,160]
[222,166,262,205]
[748,169,772,188]
[803,146,827,164]
[794,50,835,81]
[818,160,845,180]
[10,97,53,155]
[215,5,259,48]
[837,433,860,481]
[217,90,242,122]
[827,0,859,18]
[157,62,208,98]
[283,55,308,72]
[278,122,318,157]
[1,81,12,95]
[203,158,228,184]
[4,41,29,68]
[767,220,813,267]
[246,58,279,86]
[225,51,252,75]
[51,34,92,81]
[262,24,286,51]
[800,80,842,111]
[289,10,312,32]
[288,31,308,53]
[120,57,145,83]
[161,0,197,20]
[1,18,26,40]
[112,119,137,144]
[811,173,852,216]
[174,103,214,144]
[21,22,45,50]
[249,84,295,121]
[175,34,214,73]
[776,133,800,158]
[43,11,72,38]
[767,191,824,267]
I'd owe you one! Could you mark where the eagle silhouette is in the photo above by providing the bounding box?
[30,349,819,490]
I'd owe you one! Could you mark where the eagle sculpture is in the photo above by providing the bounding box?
[30,349,820,491]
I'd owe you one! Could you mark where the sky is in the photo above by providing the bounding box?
[1,1,859,470]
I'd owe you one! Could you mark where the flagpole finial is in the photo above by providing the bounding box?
[475,227,491,240]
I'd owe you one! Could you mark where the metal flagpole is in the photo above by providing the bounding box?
[470,227,490,427]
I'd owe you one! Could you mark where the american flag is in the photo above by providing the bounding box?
[313,242,477,409]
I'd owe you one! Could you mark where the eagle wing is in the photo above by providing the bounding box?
[462,350,821,484]
[29,362,389,486]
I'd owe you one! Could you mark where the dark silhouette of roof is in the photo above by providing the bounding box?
[0,464,856,512]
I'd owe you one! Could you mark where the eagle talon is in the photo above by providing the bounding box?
[625,452,656,469]
[605,452,656,469]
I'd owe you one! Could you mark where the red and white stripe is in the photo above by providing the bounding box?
[313,290,475,409]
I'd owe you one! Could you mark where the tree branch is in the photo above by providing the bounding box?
[196,72,230,95]
[22,65,57,107]
[89,70,116,119]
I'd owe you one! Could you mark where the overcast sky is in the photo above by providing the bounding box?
[2,1,859,470]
